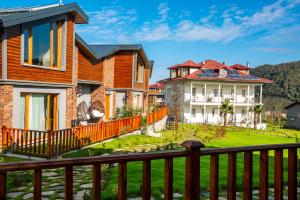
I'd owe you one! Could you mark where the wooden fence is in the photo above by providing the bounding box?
[146,106,168,125]
[0,141,299,200]
[1,107,168,158]
[2,116,142,158]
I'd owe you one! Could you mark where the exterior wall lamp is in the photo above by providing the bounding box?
[105,89,112,96]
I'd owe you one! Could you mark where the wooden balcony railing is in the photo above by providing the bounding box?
[0,141,299,200]
[146,106,168,125]
[1,107,169,158]
[2,116,142,158]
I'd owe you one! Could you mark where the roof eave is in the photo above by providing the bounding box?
[0,3,88,28]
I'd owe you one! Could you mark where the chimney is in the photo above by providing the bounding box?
[202,60,205,64]
[222,61,226,65]
[246,62,250,67]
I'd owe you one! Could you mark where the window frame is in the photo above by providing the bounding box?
[135,54,144,83]
[21,15,67,71]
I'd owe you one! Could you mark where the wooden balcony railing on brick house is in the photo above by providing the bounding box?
[0,141,299,200]
[1,106,168,158]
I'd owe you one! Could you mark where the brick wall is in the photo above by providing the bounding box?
[0,85,13,151]
[65,46,78,128]
[0,85,13,128]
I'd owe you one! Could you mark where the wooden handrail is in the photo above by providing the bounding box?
[0,141,299,200]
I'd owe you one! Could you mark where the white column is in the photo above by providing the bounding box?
[204,83,207,123]
[260,84,263,104]
[233,85,236,123]
[218,84,221,103]
[190,82,193,123]
[247,85,250,104]
[247,85,250,124]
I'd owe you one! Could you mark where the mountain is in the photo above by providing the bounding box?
[250,60,300,112]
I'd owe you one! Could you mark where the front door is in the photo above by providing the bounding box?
[20,93,58,131]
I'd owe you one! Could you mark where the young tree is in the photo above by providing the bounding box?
[220,99,234,127]
[253,104,263,129]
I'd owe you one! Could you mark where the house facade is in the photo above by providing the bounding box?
[0,3,153,132]
[163,60,272,128]
[284,102,300,129]
[148,82,165,104]
[75,38,153,120]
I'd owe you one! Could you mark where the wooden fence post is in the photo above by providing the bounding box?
[1,126,7,150]
[182,140,205,200]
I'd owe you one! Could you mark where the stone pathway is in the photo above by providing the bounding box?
[6,165,100,200]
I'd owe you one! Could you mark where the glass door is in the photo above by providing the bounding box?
[20,93,58,131]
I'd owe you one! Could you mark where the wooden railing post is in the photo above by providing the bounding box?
[182,140,205,200]
[2,126,7,150]
[0,172,6,200]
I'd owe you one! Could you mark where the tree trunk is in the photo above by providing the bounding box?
[223,113,227,127]
[254,113,257,129]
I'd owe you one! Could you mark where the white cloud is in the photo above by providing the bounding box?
[253,47,292,53]
[78,0,300,44]
[158,3,169,22]
[174,19,242,42]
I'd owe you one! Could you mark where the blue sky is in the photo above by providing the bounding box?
[2,0,300,83]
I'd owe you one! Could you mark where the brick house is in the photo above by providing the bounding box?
[0,3,153,133]
[75,35,153,120]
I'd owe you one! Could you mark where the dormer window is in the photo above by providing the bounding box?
[181,68,189,77]
[23,18,65,69]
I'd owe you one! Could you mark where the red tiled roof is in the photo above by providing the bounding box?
[182,68,272,84]
[168,60,202,69]
[165,59,272,84]
[149,82,165,89]
[199,59,229,69]
[230,64,250,70]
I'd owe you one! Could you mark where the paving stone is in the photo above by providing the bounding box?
[80,183,93,189]
[7,192,24,198]
[75,190,86,200]
[15,186,27,191]
[23,193,33,199]
[48,183,60,187]
[58,193,64,198]
[43,172,58,177]
[42,191,55,196]
[173,193,183,198]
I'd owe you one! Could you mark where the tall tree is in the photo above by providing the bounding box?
[253,104,263,129]
[220,99,234,127]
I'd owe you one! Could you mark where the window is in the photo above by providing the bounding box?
[23,19,65,68]
[231,89,234,96]
[192,108,196,117]
[171,70,176,78]
[20,93,58,131]
[212,109,215,117]
[201,108,204,115]
[214,89,218,97]
[202,88,205,96]
[220,89,223,97]
[136,56,144,83]
[242,90,246,97]
[192,88,196,97]
[182,68,189,76]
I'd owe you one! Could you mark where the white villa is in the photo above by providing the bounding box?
[163,60,272,129]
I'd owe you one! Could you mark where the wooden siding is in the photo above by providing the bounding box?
[78,48,103,82]
[0,30,2,79]
[114,51,133,88]
[6,15,74,84]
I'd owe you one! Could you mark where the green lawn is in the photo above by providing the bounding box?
[63,124,300,199]
[0,155,27,163]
